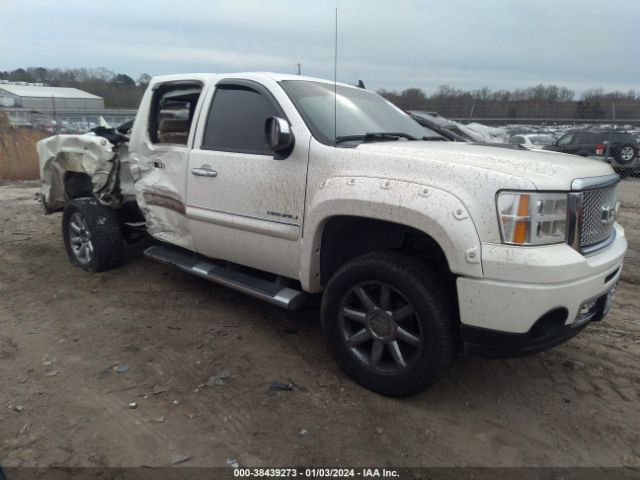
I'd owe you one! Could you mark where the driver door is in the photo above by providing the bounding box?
[186,79,309,278]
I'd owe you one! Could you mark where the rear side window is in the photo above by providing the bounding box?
[509,136,524,144]
[202,84,282,154]
[149,84,202,145]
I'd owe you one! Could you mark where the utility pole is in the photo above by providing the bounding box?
[51,95,58,133]
[296,63,302,75]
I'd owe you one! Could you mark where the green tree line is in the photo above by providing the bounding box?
[378,84,640,120]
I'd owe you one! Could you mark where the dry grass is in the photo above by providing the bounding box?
[0,114,49,181]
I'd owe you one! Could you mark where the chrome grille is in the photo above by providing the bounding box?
[580,187,617,247]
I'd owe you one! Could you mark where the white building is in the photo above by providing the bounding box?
[0,83,104,110]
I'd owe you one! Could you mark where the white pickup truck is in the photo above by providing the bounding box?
[38,73,627,396]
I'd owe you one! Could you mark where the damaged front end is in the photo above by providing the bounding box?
[37,126,136,214]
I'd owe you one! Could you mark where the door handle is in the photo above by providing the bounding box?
[191,167,218,177]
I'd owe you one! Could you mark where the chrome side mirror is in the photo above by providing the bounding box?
[265,117,294,156]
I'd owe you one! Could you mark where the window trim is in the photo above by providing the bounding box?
[200,78,289,156]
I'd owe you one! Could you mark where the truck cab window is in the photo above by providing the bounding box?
[149,84,202,145]
[202,84,282,155]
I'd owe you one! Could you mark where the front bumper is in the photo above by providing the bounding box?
[457,223,626,356]
[461,285,616,357]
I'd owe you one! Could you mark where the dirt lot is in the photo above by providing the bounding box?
[0,181,639,470]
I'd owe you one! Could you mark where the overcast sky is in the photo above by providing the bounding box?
[1,0,638,96]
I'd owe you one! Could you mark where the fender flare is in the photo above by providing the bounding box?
[299,176,483,292]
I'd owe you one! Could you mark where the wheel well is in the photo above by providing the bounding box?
[320,216,454,287]
[64,172,93,200]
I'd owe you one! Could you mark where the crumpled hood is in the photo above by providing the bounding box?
[356,141,614,190]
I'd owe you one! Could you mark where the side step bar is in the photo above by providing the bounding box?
[144,245,306,310]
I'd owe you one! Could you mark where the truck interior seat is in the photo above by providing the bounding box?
[158,119,189,145]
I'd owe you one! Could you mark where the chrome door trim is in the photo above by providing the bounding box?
[186,205,300,241]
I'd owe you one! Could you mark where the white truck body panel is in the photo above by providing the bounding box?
[37,71,627,345]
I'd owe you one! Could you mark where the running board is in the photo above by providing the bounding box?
[144,244,306,310]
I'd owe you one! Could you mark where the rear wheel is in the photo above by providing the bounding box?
[321,252,456,397]
[613,144,636,165]
[62,198,124,272]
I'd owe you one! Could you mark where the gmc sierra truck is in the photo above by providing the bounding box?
[37,73,627,396]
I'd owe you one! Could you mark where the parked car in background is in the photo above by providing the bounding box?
[408,112,528,150]
[410,113,523,151]
[409,111,479,142]
[409,113,467,142]
[543,129,639,177]
[508,134,556,149]
[543,130,637,160]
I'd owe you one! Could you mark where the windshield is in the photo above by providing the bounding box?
[280,80,428,146]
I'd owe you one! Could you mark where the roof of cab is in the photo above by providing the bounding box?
[149,72,358,89]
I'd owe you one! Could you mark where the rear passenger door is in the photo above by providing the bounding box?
[132,81,203,250]
[185,78,309,278]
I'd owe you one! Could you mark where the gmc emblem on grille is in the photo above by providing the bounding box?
[601,204,618,225]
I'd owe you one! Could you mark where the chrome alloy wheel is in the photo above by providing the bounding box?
[338,282,423,373]
[68,212,93,265]
[620,146,635,162]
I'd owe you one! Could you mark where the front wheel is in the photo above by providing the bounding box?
[321,252,457,397]
[62,198,124,272]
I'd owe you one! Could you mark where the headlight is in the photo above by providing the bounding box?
[497,192,568,245]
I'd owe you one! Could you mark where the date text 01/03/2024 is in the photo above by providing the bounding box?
[233,467,400,478]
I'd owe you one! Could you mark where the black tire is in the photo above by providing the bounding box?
[612,143,636,165]
[62,198,124,272]
[321,251,456,397]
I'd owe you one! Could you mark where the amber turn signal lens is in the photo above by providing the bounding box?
[513,196,530,244]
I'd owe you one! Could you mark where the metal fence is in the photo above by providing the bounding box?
[1,107,137,133]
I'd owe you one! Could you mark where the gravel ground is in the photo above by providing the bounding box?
[0,182,639,470]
